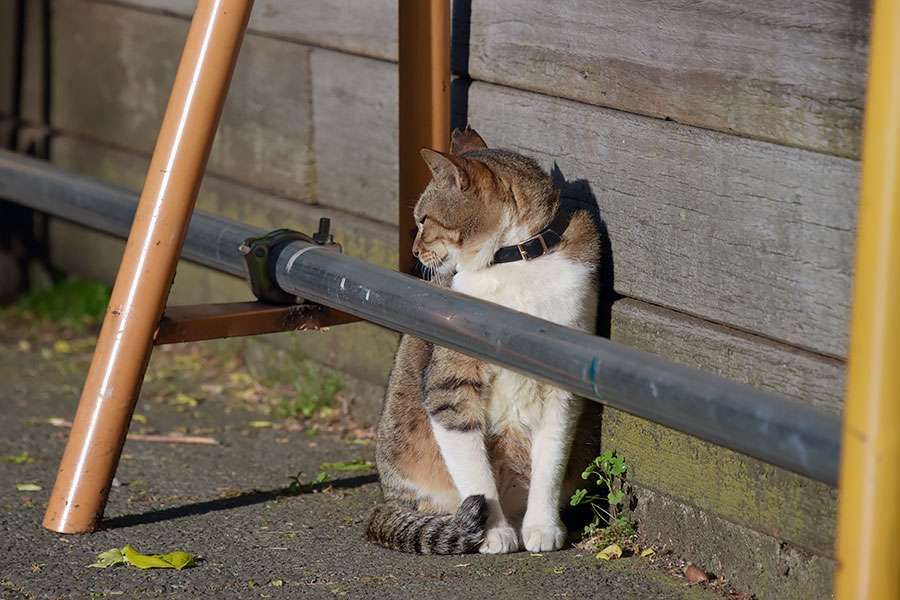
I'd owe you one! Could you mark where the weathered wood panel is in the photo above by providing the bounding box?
[465,82,858,357]
[114,0,397,61]
[51,0,314,200]
[48,135,400,394]
[462,0,868,158]
[611,298,845,413]
[629,485,834,600]
[602,408,837,555]
[18,0,47,126]
[0,0,16,119]
[605,299,840,592]
[311,49,398,225]
[48,135,398,270]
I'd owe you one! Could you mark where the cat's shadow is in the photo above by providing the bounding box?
[550,164,618,339]
[101,473,378,530]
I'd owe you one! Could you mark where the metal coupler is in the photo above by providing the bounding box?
[239,218,341,305]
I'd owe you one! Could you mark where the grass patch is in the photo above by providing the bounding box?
[14,279,110,331]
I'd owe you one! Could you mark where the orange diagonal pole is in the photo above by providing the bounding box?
[398,0,450,274]
[833,0,900,596]
[43,0,254,533]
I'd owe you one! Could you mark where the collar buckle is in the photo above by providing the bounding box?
[517,233,549,261]
[492,208,571,265]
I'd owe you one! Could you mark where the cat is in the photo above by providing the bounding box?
[364,126,600,554]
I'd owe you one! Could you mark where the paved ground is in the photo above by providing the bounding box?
[0,314,724,600]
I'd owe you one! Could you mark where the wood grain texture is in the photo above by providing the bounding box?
[48,135,398,270]
[627,485,834,600]
[50,0,314,201]
[461,0,868,158]
[611,298,845,413]
[310,49,399,225]
[18,0,48,126]
[464,81,858,357]
[0,0,16,118]
[114,0,398,61]
[48,134,401,391]
[602,407,837,555]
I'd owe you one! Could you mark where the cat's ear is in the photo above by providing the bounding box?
[450,125,488,155]
[420,148,470,192]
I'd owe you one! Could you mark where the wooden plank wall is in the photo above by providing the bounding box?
[18,1,866,597]
[448,3,865,597]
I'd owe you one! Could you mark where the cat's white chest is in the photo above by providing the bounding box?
[451,253,592,329]
[451,254,594,432]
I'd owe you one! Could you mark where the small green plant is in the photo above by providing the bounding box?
[286,470,331,493]
[278,366,342,420]
[570,450,636,548]
[15,279,111,331]
[1,451,37,464]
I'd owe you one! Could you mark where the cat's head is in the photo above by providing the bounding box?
[412,130,559,278]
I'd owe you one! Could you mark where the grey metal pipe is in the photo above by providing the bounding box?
[0,149,257,277]
[272,242,841,485]
[0,149,842,485]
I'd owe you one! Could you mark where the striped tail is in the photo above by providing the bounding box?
[364,495,488,554]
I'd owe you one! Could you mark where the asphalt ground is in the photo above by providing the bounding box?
[0,315,723,600]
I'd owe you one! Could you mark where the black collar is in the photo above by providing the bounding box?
[491,209,571,264]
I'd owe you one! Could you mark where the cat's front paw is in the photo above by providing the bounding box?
[521,523,567,552]
[478,525,519,554]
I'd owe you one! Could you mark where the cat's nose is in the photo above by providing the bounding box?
[411,246,420,258]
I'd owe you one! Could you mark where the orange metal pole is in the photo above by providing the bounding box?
[398,0,450,274]
[833,0,900,596]
[42,0,254,533]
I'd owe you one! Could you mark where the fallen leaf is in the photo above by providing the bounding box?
[250,421,273,428]
[16,483,41,491]
[2,451,36,464]
[320,457,375,472]
[640,548,656,558]
[685,564,710,583]
[552,566,566,574]
[53,340,72,353]
[174,393,199,407]
[89,546,196,570]
[596,544,623,561]
[88,547,126,568]
[123,545,195,570]
[132,414,148,423]
[238,388,259,401]
[173,353,203,368]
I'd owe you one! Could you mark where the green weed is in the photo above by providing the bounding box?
[1,451,37,464]
[287,470,331,493]
[14,279,110,331]
[570,450,637,549]
[278,365,342,420]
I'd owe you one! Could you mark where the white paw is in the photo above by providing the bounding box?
[478,525,520,554]
[521,523,567,552]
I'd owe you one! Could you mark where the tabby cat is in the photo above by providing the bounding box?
[364,127,600,554]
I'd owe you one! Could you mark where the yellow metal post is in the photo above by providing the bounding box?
[834,1,900,597]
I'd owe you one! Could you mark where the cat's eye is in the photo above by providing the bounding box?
[417,216,427,228]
